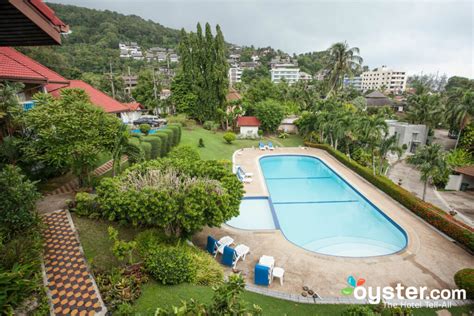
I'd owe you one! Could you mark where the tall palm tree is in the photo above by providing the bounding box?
[447,90,474,148]
[408,144,447,201]
[326,42,363,95]
[406,93,444,133]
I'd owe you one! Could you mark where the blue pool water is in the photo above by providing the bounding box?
[228,155,407,257]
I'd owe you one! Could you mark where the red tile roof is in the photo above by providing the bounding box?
[0,51,47,83]
[226,88,242,102]
[124,102,144,111]
[455,165,474,177]
[52,80,129,114]
[237,116,261,127]
[0,47,68,85]
[29,0,68,30]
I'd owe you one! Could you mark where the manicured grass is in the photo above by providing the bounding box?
[72,216,472,316]
[179,127,304,160]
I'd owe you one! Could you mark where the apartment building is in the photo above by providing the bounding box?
[229,67,243,85]
[270,64,300,84]
[343,76,362,90]
[361,66,407,93]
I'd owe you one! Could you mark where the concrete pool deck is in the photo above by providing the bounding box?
[193,147,473,299]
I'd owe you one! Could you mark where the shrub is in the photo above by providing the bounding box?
[162,129,176,147]
[95,267,147,312]
[454,268,474,299]
[142,136,162,159]
[341,306,375,316]
[0,263,40,314]
[167,114,187,126]
[223,132,236,144]
[305,142,474,251]
[142,243,195,285]
[140,142,152,160]
[127,137,145,165]
[279,132,289,139]
[0,165,40,241]
[153,132,170,156]
[203,121,215,130]
[139,123,151,135]
[254,99,286,133]
[108,227,137,265]
[168,124,182,143]
[167,146,200,161]
[198,138,205,147]
[73,192,100,217]
[189,248,223,286]
[166,126,181,146]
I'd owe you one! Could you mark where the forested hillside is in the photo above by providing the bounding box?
[18,3,181,78]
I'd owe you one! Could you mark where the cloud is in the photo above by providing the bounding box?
[50,0,473,77]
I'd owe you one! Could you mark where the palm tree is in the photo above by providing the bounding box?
[408,144,447,201]
[110,125,144,176]
[326,42,363,95]
[447,90,474,148]
[355,114,388,174]
[406,93,444,133]
[376,135,402,175]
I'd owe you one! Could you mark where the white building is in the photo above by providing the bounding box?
[229,67,243,85]
[386,120,428,154]
[361,66,407,93]
[237,116,261,137]
[271,64,300,84]
[119,42,143,59]
[343,76,362,90]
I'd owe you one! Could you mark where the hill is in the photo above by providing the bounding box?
[18,3,181,78]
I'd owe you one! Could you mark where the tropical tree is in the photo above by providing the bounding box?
[254,99,286,133]
[110,124,144,176]
[408,144,447,201]
[173,23,228,122]
[447,90,474,148]
[406,93,444,133]
[23,89,122,186]
[0,82,23,139]
[325,42,363,95]
[376,135,402,175]
[132,69,160,111]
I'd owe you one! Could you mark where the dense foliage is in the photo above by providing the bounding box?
[155,275,262,315]
[77,148,243,237]
[454,268,474,299]
[19,3,180,78]
[305,142,474,252]
[0,165,40,241]
[254,99,286,133]
[172,23,228,122]
[23,90,122,186]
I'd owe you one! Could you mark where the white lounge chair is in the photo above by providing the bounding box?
[217,236,234,255]
[237,166,253,178]
[229,244,250,268]
[236,170,253,183]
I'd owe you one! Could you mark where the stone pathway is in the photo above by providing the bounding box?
[42,210,106,316]
[46,157,126,196]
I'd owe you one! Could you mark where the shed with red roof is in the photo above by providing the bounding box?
[237,116,261,137]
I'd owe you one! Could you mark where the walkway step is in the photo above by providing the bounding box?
[42,210,106,315]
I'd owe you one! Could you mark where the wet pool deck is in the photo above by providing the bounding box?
[192,147,473,299]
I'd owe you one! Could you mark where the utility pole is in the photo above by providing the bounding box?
[152,67,159,115]
[127,66,132,97]
[109,62,115,99]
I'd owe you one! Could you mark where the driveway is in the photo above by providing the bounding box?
[432,129,456,150]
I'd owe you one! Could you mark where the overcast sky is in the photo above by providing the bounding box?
[50,0,473,78]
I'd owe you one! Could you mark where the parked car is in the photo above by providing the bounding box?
[133,115,164,127]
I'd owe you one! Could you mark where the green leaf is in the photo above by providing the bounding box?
[341,287,354,295]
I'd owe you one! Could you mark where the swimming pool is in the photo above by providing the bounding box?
[228,155,407,257]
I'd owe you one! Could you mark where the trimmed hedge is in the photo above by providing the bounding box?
[305,142,474,252]
[142,136,162,159]
[167,124,182,144]
[454,268,474,299]
[162,129,176,147]
[154,132,170,155]
[140,142,152,160]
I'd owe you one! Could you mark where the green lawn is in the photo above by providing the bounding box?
[72,216,472,316]
[179,127,304,160]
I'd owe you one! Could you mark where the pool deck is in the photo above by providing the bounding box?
[193,147,473,299]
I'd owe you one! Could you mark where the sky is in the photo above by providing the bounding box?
[50,0,473,78]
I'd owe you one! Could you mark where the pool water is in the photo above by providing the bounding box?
[228,155,407,257]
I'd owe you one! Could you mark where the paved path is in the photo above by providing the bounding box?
[46,158,126,196]
[42,210,106,316]
[387,160,450,212]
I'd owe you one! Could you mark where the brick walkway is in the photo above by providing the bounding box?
[43,210,106,315]
[46,157,126,196]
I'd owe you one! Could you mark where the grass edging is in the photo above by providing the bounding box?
[304,142,474,252]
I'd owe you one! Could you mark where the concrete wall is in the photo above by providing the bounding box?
[386,121,428,153]
[278,123,298,134]
[240,126,259,137]
[445,175,462,190]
